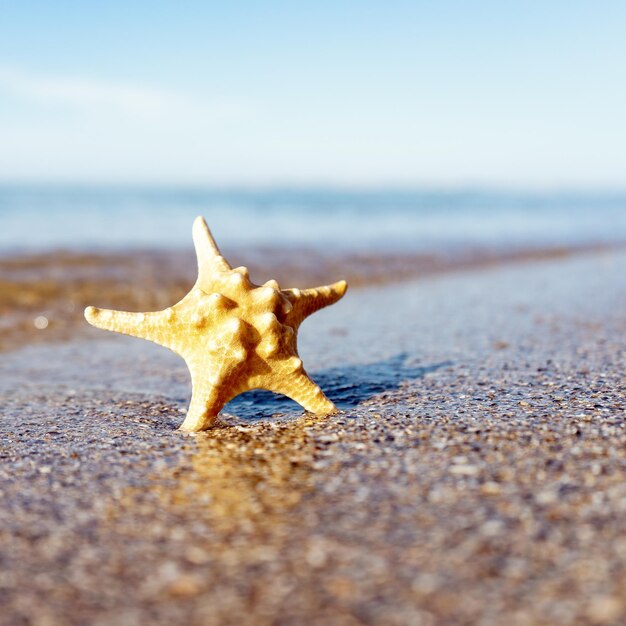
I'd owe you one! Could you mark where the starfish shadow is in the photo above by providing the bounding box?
[224,353,451,421]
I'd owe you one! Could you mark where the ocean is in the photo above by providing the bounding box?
[1,185,626,254]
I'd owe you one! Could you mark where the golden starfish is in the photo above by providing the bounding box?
[84,217,348,431]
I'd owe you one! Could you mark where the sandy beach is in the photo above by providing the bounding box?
[1,248,625,625]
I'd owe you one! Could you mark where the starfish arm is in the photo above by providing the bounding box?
[192,216,232,281]
[179,352,249,431]
[84,306,173,346]
[179,377,225,432]
[269,371,337,415]
[283,280,348,330]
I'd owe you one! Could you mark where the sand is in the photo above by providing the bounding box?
[0,242,615,353]
[0,249,625,625]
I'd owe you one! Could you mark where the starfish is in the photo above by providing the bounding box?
[84,217,348,431]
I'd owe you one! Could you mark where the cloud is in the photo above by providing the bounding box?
[0,65,248,122]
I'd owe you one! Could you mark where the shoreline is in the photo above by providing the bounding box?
[0,240,622,354]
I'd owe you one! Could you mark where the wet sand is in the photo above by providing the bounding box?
[1,249,625,625]
[0,242,618,353]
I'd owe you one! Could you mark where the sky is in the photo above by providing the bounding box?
[0,1,625,187]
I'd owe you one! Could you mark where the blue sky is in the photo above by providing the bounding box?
[1,1,625,187]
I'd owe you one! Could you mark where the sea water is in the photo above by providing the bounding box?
[1,185,625,254]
